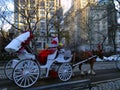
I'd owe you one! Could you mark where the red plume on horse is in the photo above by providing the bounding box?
[72,44,103,75]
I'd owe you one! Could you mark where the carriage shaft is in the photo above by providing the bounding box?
[72,55,97,67]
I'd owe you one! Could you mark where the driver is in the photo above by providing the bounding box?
[57,43,65,53]
[54,43,65,59]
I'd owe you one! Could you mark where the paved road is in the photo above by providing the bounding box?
[0,61,117,79]
[0,61,119,90]
[0,68,120,90]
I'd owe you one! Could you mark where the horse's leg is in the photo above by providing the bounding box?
[88,61,96,75]
[79,64,85,75]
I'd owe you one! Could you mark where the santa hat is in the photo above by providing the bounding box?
[51,37,58,47]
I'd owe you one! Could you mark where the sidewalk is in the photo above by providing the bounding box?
[73,61,117,72]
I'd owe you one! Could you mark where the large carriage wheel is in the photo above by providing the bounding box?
[4,59,15,80]
[58,63,72,81]
[116,56,120,70]
[13,59,40,88]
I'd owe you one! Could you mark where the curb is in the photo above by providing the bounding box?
[90,78,120,90]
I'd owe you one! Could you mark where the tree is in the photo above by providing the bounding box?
[53,7,63,42]
[0,0,14,52]
[0,0,63,52]
[107,0,118,52]
[87,4,108,50]
[79,1,118,52]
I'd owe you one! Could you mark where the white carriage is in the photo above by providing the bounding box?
[4,31,73,88]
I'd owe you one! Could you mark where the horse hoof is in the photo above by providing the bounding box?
[91,70,96,75]
[88,70,91,75]
[80,71,85,75]
[88,70,96,75]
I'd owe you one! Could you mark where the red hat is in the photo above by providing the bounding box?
[51,37,58,47]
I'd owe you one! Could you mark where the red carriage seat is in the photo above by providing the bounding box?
[38,49,56,65]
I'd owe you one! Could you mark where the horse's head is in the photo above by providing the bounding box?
[93,49,103,59]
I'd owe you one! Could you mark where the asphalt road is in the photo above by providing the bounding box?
[0,62,120,90]
[0,68,120,90]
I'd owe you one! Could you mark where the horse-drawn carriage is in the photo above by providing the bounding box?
[4,31,100,88]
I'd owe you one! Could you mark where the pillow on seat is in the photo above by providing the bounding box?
[64,50,71,60]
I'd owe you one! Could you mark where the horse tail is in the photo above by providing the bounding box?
[72,51,76,64]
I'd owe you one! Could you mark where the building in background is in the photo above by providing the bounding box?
[73,0,99,47]
[63,0,103,49]
[14,0,62,50]
[63,0,119,52]
[88,4,108,47]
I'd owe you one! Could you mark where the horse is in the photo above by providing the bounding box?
[72,45,103,75]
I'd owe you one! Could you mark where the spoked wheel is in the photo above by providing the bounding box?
[58,63,72,81]
[13,59,40,88]
[116,56,120,70]
[4,59,18,80]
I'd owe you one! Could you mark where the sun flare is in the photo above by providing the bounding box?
[61,0,72,13]
[7,2,14,11]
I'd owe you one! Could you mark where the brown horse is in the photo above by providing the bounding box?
[72,47,103,75]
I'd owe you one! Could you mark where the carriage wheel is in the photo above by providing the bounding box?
[116,56,120,70]
[13,59,40,88]
[4,59,14,80]
[58,63,72,81]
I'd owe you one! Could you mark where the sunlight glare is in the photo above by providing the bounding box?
[61,0,72,13]
[7,2,14,11]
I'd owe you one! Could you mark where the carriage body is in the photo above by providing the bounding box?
[4,31,73,88]
[4,31,103,88]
